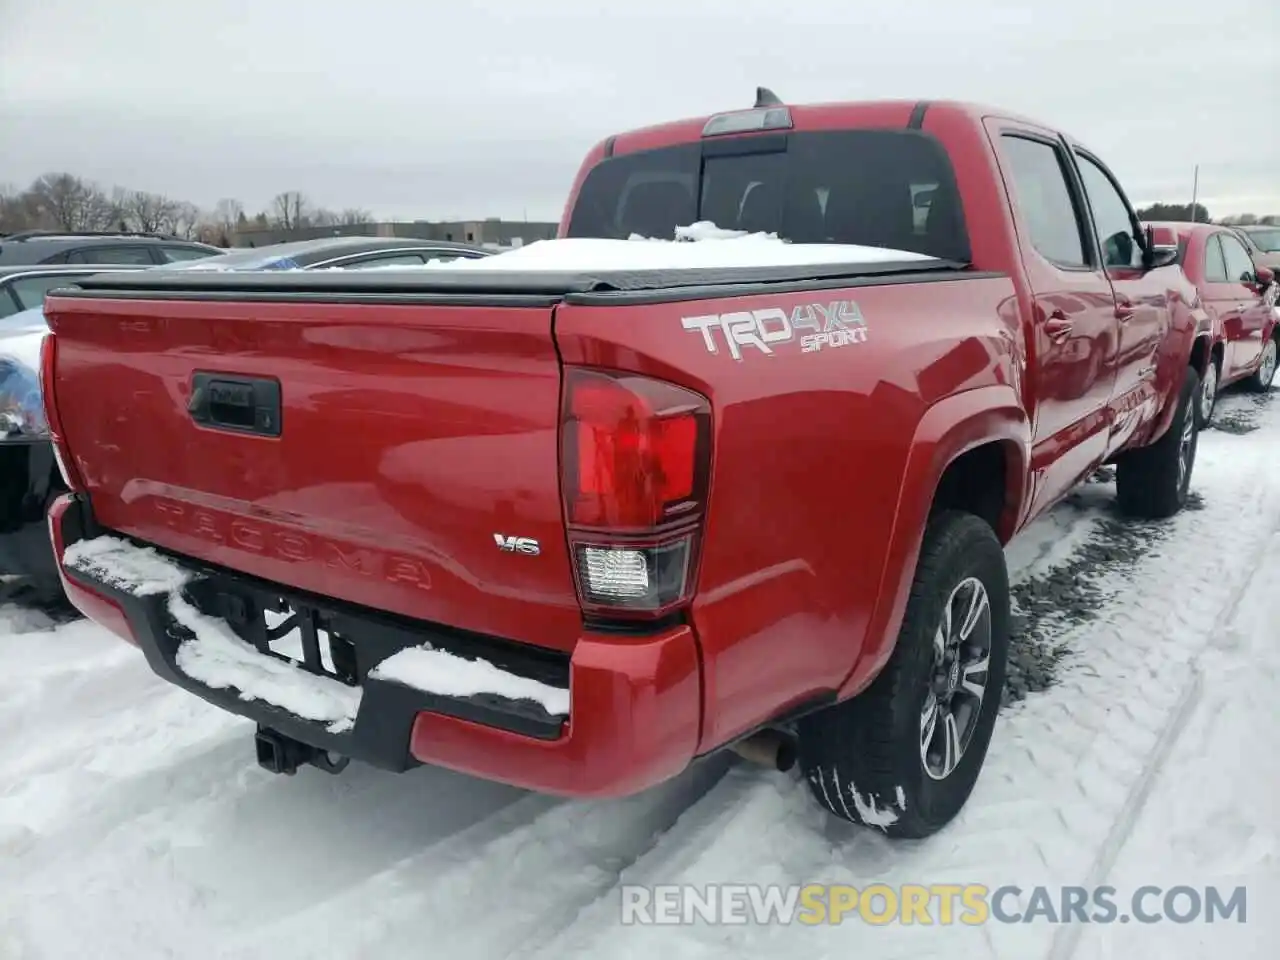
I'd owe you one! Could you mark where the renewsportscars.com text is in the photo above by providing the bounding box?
[620,883,1247,926]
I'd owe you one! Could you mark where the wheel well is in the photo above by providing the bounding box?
[930,442,1009,538]
[1188,334,1215,376]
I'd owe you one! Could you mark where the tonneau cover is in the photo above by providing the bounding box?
[54,257,969,300]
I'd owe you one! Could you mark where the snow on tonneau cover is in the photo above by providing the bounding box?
[42,223,937,654]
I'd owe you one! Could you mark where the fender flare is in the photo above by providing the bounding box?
[1147,297,1208,445]
[836,384,1030,699]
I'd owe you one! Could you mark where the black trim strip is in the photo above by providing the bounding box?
[601,135,616,158]
[907,101,930,129]
[700,132,789,158]
[51,289,566,308]
[566,268,1007,306]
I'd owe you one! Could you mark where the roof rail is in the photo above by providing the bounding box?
[1,229,190,242]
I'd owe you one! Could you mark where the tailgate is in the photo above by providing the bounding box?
[45,293,582,652]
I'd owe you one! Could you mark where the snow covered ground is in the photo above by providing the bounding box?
[1,388,1276,960]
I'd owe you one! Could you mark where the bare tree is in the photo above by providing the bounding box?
[0,184,39,233]
[339,207,373,225]
[27,173,116,231]
[310,207,339,227]
[271,191,308,230]
[168,202,203,239]
[116,189,182,233]
[211,198,244,238]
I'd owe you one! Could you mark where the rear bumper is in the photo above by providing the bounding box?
[48,493,703,798]
[0,440,61,585]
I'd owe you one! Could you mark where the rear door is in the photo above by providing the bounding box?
[990,125,1119,513]
[1202,232,1250,378]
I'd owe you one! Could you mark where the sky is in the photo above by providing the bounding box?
[1,0,1277,224]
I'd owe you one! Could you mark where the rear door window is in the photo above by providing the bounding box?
[336,253,429,269]
[9,274,85,310]
[64,245,157,265]
[997,135,1089,269]
[566,129,970,262]
[1204,235,1228,282]
[157,245,217,262]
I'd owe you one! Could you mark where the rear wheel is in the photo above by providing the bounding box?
[1116,365,1200,519]
[796,510,1009,838]
[1243,336,1277,393]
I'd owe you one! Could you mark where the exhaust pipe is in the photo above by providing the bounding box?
[730,729,797,772]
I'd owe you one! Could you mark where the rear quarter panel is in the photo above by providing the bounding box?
[555,273,1028,750]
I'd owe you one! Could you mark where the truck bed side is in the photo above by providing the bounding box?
[554,270,1025,750]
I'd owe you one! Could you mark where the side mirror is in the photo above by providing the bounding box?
[1143,224,1180,269]
[1255,265,1275,287]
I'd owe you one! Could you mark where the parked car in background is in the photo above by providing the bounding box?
[0,264,148,321]
[1144,221,1278,424]
[45,95,1208,839]
[0,231,223,266]
[1232,224,1280,275]
[2,263,153,603]
[170,236,494,271]
[0,306,63,604]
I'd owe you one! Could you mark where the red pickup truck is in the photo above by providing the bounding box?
[1142,221,1277,424]
[42,94,1210,839]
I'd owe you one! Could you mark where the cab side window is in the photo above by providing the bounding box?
[1219,233,1257,284]
[1074,153,1143,269]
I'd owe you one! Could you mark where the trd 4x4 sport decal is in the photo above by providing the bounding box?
[680,300,869,361]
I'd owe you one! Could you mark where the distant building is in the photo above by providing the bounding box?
[232,218,559,249]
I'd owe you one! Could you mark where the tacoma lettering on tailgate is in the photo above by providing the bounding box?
[681,300,869,360]
[151,500,433,589]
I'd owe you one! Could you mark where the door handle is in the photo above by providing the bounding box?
[1115,297,1135,322]
[1044,317,1073,342]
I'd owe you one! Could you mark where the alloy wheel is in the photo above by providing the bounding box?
[1261,340,1277,388]
[1199,363,1218,423]
[1178,400,1196,492]
[921,576,992,780]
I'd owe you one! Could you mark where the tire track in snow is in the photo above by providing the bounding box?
[215,756,735,960]
[1046,500,1280,960]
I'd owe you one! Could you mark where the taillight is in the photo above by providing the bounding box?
[39,333,83,491]
[560,367,711,619]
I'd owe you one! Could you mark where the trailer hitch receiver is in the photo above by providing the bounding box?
[254,726,350,776]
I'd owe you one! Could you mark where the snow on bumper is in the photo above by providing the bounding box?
[48,494,702,797]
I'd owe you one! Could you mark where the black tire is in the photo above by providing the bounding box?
[796,510,1010,839]
[1242,335,1277,393]
[1196,356,1219,428]
[1115,365,1200,520]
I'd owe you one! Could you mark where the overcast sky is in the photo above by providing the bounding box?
[2,0,1276,223]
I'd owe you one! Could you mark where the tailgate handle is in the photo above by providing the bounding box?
[189,373,282,437]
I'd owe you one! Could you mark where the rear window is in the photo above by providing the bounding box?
[566,129,970,262]
[1248,228,1280,252]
